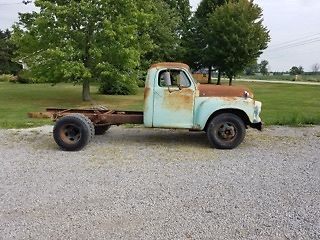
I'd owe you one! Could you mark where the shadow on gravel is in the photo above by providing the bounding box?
[95,129,209,148]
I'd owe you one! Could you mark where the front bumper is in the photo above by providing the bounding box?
[250,122,263,131]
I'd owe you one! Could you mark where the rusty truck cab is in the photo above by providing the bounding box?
[144,62,262,131]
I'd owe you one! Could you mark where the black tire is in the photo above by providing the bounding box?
[94,125,111,135]
[206,113,246,149]
[73,113,95,140]
[53,114,92,151]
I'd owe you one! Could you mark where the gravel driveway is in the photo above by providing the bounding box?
[0,125,319,240]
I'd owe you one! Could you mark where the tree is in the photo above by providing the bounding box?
[163,0,191,32]
[195,0,227,22]
[289,66,304,75]
[139,0,182,69]
[259,60,269,75]
[311,63,320,73]
[182,16,204,70]
[245,61,259,75]
[206,0,270,85]
[0,29,22,75]
[13,0,175,101]
[163,0,192,62]
[189,0,229,83]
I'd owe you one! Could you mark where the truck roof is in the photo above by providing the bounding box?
[150,62,190,70]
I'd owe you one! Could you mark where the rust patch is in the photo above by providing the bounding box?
[144,87,151,101]
[28,112,53,119]
[220,96,239,101]
[162,88,194,111]
[150,62,190,71]
[198,84,253,98]
[29,108,144,125]
[144,87,151,113]
[98,113,143,125]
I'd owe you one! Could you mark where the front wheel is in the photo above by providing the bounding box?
[206,113,246,149]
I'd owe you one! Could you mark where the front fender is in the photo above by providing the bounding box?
[194,97,262,130]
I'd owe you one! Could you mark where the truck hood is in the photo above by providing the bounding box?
[198,84,253,98]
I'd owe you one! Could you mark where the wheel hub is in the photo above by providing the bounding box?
[218,123,236,140]
[60,124,81,144]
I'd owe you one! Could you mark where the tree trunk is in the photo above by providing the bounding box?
[216,69,221,85]
[82,24,93,102]
[208,65,212,84]
[82,78,91,101]
[228,76,233,86]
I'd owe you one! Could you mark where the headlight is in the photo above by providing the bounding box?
[243,91,253,99]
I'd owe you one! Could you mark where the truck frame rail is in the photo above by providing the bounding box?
[29,108,144,125]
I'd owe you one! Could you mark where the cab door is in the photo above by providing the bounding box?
[153,69,195,128]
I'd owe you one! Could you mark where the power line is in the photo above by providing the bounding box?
[0,2,21,6]
[270,37,320,50]
[268,32,320,49]
[262,47,320,60]
[0,1,32,6]
[267,37,320,52]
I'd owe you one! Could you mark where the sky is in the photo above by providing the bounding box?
[1,0,320,72]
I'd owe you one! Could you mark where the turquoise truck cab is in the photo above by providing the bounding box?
[143,62,262,149]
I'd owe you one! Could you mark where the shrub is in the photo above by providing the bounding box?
[16,70,35,84]
[0,74,17,82]
[99,72,138,95]
[137,79,145,87]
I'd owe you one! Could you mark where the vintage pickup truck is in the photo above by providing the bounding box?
[33,62,262,151]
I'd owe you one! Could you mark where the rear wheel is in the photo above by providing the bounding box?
[78,114,95,140]
[206,113,246,149]
[53,114,92,151]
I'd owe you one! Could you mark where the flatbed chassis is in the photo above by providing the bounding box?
[29,107,260,151]
[29,108,144,126]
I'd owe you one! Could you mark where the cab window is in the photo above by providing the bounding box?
[158,69,191,88]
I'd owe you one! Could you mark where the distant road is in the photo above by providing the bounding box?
[236,79,320,86]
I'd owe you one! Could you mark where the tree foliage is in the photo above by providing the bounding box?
[138,0,182,69]
[12,0,184,100]
[0,29,22,75]
[311,63,320,73]
[162,0,192,62]
[289,66,304,75]
[195,0,227,22]
[206,0,270,85]
[244,61,259,75]
[184,0,269,84]
[259,60,269,75]
[185,0,230,76]
[163,0,191,31]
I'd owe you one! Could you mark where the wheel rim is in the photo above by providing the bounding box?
[217,122,237,141]
[59,124,81,144]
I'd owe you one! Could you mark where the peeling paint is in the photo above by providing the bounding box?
[162,88,194,111]
[198,84,253,98]
[150,62,190,71]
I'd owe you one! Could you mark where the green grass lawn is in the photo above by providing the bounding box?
[0,82,144,128]
[0,81,319,128]
[238,74,320,82]
[235,82,320,125]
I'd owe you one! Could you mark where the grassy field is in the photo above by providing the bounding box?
[0,81,319,128]
[238,74,320,82]
[235,82,320,125]
[0,82,144,128]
